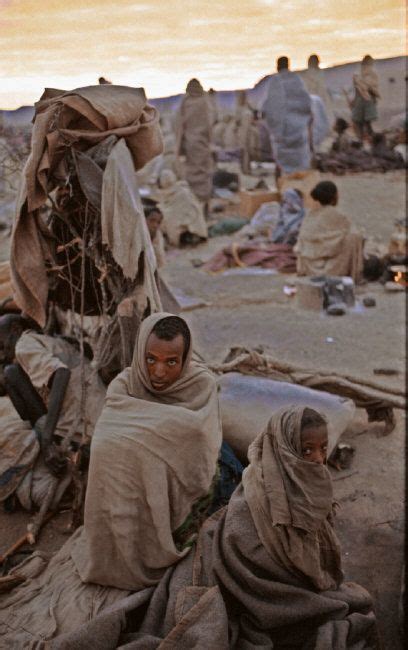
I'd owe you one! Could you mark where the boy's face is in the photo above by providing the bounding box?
[145,333,185,391]
[147,211,163,239]
[300,425,328,465]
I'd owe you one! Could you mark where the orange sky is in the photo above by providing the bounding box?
[1,0,406,109]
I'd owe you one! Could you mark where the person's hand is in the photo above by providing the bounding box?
[35,416,67,476]
[43,442,67,477]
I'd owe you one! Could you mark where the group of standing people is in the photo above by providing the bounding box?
[175,53,381,201]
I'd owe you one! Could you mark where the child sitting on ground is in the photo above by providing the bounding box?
[143,201,166,268]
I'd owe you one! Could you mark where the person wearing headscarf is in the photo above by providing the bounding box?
[176,78,213,206]
[72,313,222,590]
[352,55,380,141]
[262,56,313,173]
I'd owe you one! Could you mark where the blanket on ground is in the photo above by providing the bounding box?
[203,241,297,273]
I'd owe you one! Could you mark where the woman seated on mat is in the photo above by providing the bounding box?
[295,180,364,283]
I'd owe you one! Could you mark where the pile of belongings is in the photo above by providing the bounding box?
[315,133,405,174]
[11,85,164,372]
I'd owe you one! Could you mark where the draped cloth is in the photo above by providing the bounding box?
[176,81,213,201]
[10,85,163,327]
[71,312,222,590]
[262,71,312,173]
[242,406,343,591]
[296,204,364,283]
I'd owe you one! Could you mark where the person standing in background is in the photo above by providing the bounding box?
[262,57,312,173]
[352,55,380,142]
[303,54,334,125]
[176,78,213,214]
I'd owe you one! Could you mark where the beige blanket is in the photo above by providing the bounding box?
[71,312,222,590]
[11,85,163,327]
[296,205,364,283]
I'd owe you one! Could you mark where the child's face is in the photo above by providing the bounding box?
[147,212,163,239]
[300,425,328,465]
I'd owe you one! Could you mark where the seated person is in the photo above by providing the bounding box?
[0,315,105,490]
[24,406,376,647]
[143,200,166,268]
[71,312,222,590]
[158,169,208,247]
[295,181,364,283]
[332,117,354,152]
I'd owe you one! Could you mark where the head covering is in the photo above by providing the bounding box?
[72,313,222,590]
[129,312,192,396]
[242,406,343,590]
[186,78,204,96]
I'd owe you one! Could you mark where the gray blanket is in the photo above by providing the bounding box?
[44,488,376,649]
[262,71,312,173]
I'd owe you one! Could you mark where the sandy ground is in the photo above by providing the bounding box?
[0,170,405,648]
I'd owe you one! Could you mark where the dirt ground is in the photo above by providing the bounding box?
[0,170,405,648]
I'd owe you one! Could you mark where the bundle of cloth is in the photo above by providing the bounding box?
[8,406,377,648]
[11,85,163,328]
[315,141,405,174]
